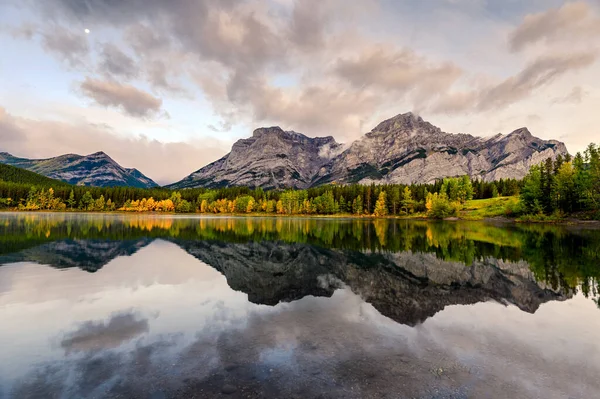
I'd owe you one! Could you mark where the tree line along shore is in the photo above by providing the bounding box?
[1,144,599,221]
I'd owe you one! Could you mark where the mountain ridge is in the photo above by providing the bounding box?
[166,126,343,189]
[170,112,569,189]
[0,151,158,188]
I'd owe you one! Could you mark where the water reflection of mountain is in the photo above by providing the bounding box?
[178,240,569,326]
[0,239,152,272]
[0,235,571,326]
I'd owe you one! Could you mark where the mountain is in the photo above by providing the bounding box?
[313,113,568,185]
[169,112,568,189]
[0,151,157,188]
[166,127,342,189]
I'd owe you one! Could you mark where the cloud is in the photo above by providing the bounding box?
[125,23,172,57]
[287,0,329,50]
[10,0,600,147]
[146,60,182,92]
[432,52,597,113]
[334,47,462,93]
[477,52,597,111]
[0,107,231,185]
[552,86,587,104]
[509,1,600,52]
[98,44,137,79]
[41,25,89,67]
[60,312,149,353]
[249,81,380,139]
[79,78,163,118]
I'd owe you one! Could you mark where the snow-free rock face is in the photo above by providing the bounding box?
[167,127,342,189]
[170,112,569,189]
[0,151,157,188]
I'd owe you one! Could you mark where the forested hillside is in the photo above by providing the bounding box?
[0,163,69,186]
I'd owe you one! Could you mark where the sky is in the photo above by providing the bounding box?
[0,0,599,185]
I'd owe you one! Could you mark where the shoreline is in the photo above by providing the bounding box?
[1,209,599,227]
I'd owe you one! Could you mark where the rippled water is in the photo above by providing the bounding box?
[1,212,599,398]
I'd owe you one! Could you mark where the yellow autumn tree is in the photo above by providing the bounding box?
[373,191,388,217]
[200,199,208,213]
[247,197,255,213]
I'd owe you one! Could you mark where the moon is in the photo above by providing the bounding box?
[84,29,90,34]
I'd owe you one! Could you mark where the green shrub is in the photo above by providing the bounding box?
[426,193,459,219]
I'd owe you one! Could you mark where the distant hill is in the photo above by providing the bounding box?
[168,112,569,190]
[0,163,70,187]
[0,151,157,188]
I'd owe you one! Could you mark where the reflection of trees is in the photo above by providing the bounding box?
[1,214,600,297]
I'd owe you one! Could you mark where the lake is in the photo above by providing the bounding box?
[0,212,599,399]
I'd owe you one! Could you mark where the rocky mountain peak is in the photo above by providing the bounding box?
[169,112,569,189]
[87,151,115,162]
[89,150,109,157]
[252,126,286,138]
[369,112,441,137]
[507,127,533,139]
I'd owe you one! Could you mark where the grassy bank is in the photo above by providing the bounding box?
[460,197,519,220]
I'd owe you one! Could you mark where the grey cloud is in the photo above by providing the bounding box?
[33,0,172,25]
[99,43,137,79]
[244,78,380,139]
[0,107,231,184]
[431,52,597,113]
[147,60,180,92]
[42,26,89,67]
[477,52,597,111]
[553,86,587,104]
[125,23,172,56]
[334,47,462,93]
[509,1,600,52]
[173,4,285,75]
[61,312,149,353]
[288,0,328,50]
[42,0,283,71]
[35,0,288,108]
[8,23,37,40]
[80,77,163,118]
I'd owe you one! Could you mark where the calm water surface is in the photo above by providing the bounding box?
[1,212,599,399]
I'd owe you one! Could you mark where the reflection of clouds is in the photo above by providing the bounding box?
[8,287,600,398]
[11,290,433,398]
[3,239,600,398]
[61,312,149,354]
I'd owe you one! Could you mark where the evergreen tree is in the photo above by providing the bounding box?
[79,191,94,211]
[390,187,401,215]
[401,186,414,214]
[94,195,106,211]
[67,189,76,210]
[339,195,347,213]
[352,195,363,215]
